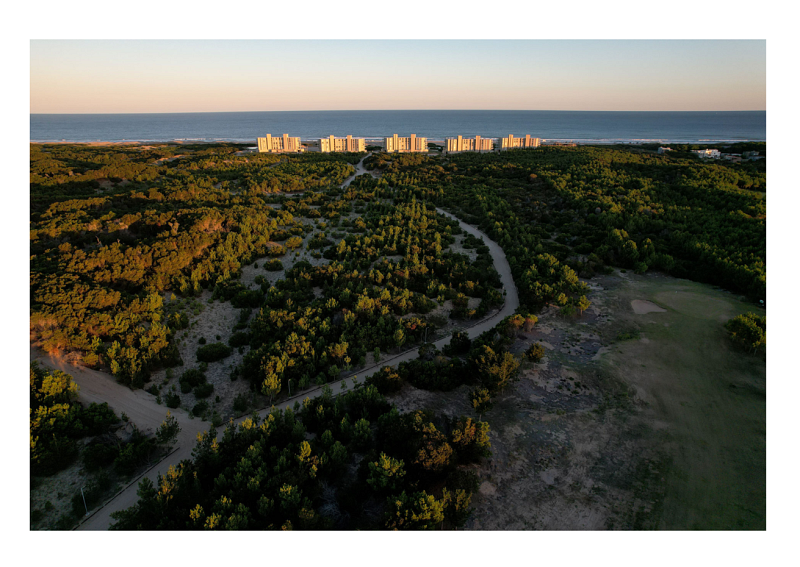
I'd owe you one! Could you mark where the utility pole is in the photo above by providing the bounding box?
[81,486,89,516]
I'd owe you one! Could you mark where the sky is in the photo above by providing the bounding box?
[30,40,766,113]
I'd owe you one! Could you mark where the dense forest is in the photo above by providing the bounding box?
[30,143,507,397]
[31,141,765,530]
[31,145,362,387]
[366,143,766,303]
[110,385,489,530]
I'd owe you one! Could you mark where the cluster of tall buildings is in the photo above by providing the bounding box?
[320,135,366,153]
[256,133,543,154]
[257,134,366,153]
[445,135,494,154]
[384,133,428,153]
[257,134,303,153]
[445,134,541,154]
[499,134,541,151]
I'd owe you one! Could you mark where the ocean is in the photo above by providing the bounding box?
[30,110,766,145]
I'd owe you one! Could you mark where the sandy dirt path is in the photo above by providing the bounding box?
[29,346,210,530]
[42,161,519,530]
[340,152,371,187]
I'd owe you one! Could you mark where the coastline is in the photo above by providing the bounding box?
[30,137,766,146]
[31,110,766,146]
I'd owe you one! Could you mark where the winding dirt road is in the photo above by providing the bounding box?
[32,154,519,530]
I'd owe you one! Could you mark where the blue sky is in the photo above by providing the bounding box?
[31,40,766,113]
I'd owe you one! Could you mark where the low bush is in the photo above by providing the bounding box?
[285,236,303,249]
[164,392,180,409]
[83,442,120,472]
[233,392,250,414]
[192,401,209,417]
[229,331,250,348]
[442,331,471,356]
[78,403,120,436]
[232,290,263,308]
[367,366,404,394]
[267,245,286,256]
[725,312,766,353]
[193,382,214,399]
[197,343,232,363]
[179,368,206,393]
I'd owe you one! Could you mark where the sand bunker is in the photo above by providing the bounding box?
[631,300,667,314]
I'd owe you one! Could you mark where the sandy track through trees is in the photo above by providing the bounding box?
[33,154,519,530]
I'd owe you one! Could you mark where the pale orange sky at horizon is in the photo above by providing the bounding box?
[31,40,765,114]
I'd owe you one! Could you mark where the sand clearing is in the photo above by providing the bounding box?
[631,299,666,314]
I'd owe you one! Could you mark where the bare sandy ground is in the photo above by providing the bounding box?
[631,299,667,314]
[451,270,765,530]
[151,292,252,419]
[449,234,479,262]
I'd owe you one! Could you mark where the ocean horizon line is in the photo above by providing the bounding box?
[31,110,766,145]
[30,109,766,116]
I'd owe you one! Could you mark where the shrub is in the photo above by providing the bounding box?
[168,312,189,330]
[197,342,232,363]
[367,366,404,394]
[264,259,284,271]
[443,331,471,356]
[164,392,180,409]
[83,442,120,472]
[267,245,286,256]
[449,417,491,463]
[725,312,766,353]
[114,438,152,476]
[229,331,250,348]
[524,343,546,363]
[212,281,247,302]
[193,383,214,399]
[179,368,206,392]
[78,403,120,436]
[232,290,263,308]
[198,337,206,345]
[192,401,209,417]
[233,392,250,414]
[285,236,303,249]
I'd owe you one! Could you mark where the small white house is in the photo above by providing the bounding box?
[657,147,673,154]
[691,149,721,159]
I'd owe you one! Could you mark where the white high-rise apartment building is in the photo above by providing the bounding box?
[499,135,541,150]
[319,135,366,153]
[445,135,494,154]
[257,134,303,153]
[383,134,428,153]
